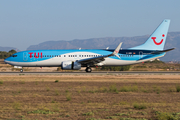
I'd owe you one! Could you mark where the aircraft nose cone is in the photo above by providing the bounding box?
[4,58,9,64]
[4,59,7,63]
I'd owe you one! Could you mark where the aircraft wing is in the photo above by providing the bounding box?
[77,42,122,65]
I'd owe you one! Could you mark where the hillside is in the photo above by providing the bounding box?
[27,32,180,61]
[0,46,19,52]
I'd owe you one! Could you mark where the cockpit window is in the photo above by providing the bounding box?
[12,55,17,57]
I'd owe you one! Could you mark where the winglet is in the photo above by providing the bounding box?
[113,42,122,54]
[112,42,122,58]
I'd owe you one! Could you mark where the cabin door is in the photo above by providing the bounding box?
[139,51,143,59]
[23,52,28,61]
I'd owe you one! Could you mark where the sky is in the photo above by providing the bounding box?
[0,0,180,50]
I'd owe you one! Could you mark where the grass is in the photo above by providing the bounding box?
[66,92,71,101]
[0,74,180,119]
[35,81,38,85]
[55,80,59,83]
[120,85,131,92]
[13,102,21,110]
[119,101,128,105]
[156,112,180,120]
[99,86,108,92]
[114,113,130,116]
[136,111,147,115]
[55,89,59,95]
[20,80,25,84]
[133,103,147,110]
[86,84,180,94]
[0,80,3,84]
[176,85,180,92]
[82,111,94,116]
[46,87,50,91]
[109,84,118,93]
[27,109,56,114]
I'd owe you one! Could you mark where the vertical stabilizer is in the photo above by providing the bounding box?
[130,19,170,50]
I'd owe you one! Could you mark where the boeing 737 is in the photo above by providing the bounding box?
[4,19,174,72]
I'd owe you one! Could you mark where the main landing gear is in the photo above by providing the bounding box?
[85,67,92,73]
[20,69,23,73]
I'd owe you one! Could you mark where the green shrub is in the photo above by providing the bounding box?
[0,81,3,84]
[101,65,131,71]
[99,87,108,93]
[120,86,131,92]
[28,110,55,114]
[133,103,147,110]
[13,102,21,110]
[114,113,129,116]
[176,85,180,92]
[168,87,176,92]
[153,86,161,93]
[20,81,25,84]
[109,84,118,93]
[66,92,71,101]
[46,87,50,91]
[131,85,138,92]
[137,111,147,115]
[55,80,59,83]
[55,89,59,95]
[82,112,94,116]
[156,112,180,120]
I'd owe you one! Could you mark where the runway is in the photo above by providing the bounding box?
[0,71,180,75]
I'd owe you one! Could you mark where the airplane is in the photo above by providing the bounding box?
[4,19,174,73]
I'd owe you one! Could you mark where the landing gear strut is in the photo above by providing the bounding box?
[20,69,23,73]
[85,67,92,73]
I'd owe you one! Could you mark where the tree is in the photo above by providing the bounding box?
[0,49,17,59]
[8,49,17,54]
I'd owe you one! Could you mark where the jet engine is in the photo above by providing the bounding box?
[61,61,81,70]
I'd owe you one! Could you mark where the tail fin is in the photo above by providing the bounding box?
[130,19,170,50]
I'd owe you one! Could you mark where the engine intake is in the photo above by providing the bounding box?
[61,61,81,70]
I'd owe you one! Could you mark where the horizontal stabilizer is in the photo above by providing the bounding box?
[137,48,175,61]
[151,48,175,54]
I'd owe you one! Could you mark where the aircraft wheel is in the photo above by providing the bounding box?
[86,67,92,72]
[20,69,23,73]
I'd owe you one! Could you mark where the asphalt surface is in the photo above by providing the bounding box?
[0,71,180,75]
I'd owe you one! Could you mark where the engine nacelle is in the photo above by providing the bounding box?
[61,61,81,70]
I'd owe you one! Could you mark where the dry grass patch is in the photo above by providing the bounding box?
[0,74,179,119]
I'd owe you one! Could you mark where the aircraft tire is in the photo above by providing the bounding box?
[86,67,92,73]
[20,69,23,73]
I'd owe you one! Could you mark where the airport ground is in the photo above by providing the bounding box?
[0,74,180,120]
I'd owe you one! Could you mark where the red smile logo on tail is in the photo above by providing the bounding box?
[151,34,165,45]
